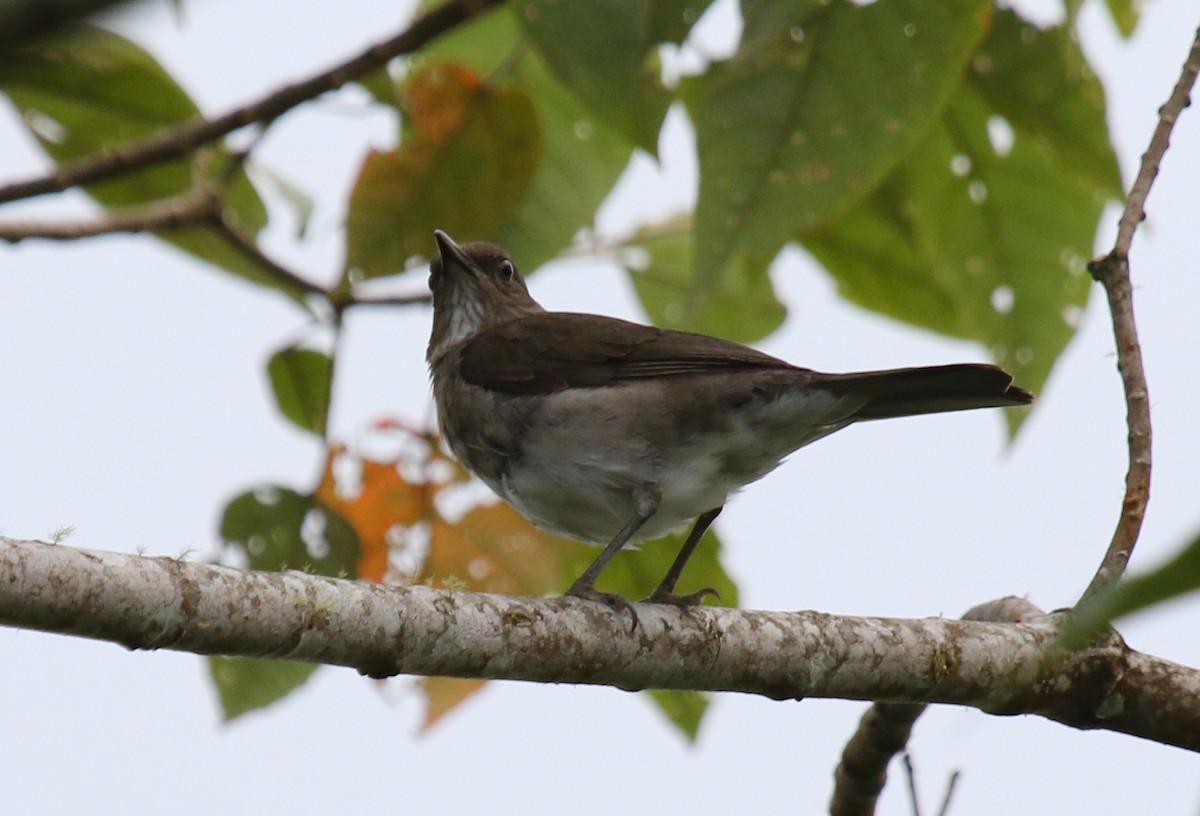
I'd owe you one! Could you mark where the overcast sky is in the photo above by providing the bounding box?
[2,0,1199,813]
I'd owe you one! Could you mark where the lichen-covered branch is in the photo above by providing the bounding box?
[829,597,1048,816]
[2,537,1197,751]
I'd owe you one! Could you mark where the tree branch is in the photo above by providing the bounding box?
[1079,22,1200,603]
[0,0,505,206]
[0,183,220,242]
[2,536,1197,751]
[829,597,1046,816]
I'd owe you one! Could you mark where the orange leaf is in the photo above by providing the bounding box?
[343,60,541,279]
[316,445,427,582]
[406,62,483,141]
[418,676,487,731]
[422,502,584,596]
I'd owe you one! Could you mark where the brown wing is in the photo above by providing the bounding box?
[458,312,797,394]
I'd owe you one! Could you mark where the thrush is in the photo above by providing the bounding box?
[426,230,1031,616]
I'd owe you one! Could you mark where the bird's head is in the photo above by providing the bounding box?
[427,230,543,362]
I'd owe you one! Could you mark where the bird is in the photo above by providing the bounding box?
[425,229,1031,617]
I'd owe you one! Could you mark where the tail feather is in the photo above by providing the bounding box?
[815,364,1032,421]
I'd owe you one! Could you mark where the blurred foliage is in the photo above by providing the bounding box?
[1064,531,1200,649]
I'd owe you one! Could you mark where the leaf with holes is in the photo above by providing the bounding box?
[687,0,990,282]
[220,486,359,577]
[802,10,1121,429]
[515,0,714,152]
[316,445,427,583]
[621,213,786,343]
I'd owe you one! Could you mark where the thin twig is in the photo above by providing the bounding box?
[345,292,432,307]
[0,183,220,241]
[902,753,921,816]
[1078,22,1200,605]
[934,771,961,816]
[0,0,506,206]
[209,211,327,298]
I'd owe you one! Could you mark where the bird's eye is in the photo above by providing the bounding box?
[498,259,516,280]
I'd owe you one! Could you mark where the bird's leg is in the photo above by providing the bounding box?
[565,485,660,631]
[643,506,723,607]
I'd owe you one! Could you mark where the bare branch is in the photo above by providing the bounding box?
[208,210,328,298]
[345,291,433,307]
[0,0,506,206]
[1080,22,1200,603]
[0,184,220,242]
[2,536,1198,751]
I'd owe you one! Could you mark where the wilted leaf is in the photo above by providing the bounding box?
[688,0,990,281]
[803,10,1121,426]
[344,62,541,280]
[418,676,488,730]
[267,347,333,436]
[316,445,427,583]
[220,486,359,577]
[413,6,634,271]
[422,502,585,596]
[622,213,786,343]
[208,656,318,721]
[0,26,298,296]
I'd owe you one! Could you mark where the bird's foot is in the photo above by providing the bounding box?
[564,583,640,632]
[642,585,720,607]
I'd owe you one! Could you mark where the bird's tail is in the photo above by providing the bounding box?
[815,364,1032,420]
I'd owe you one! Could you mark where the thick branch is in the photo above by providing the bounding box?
[829,597,1046,816]
[2,537,1197,751]
[1079,22,1200,603]
[0,0,505,206]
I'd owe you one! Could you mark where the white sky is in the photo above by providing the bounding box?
[2,0,1199,813]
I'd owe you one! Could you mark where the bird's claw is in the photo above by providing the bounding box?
[642,585,720,607]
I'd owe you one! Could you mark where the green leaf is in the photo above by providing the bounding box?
[1064,532,1200,649]
[647,688,709,742]
[344,62,541,280]
[1101,0,1139,38]
[515,0,710,152]
[267,347,333,436]
[647,0,716,45]
[622,213,786,343]
[208,656,318,721]
[252,163,316,240]
[687,0,990,281]
[0,26,302,297]
[802,10,1121,427]
[220,487,360,577]
[413,6,635,272]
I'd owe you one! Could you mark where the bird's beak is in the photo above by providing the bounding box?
[434,230,472,274]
